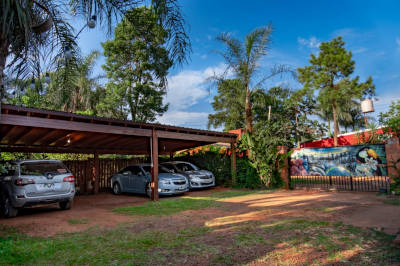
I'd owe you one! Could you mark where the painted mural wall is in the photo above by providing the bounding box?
[290,144,388,177]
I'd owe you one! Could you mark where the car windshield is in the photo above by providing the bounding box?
[175,163,198,172]
[20,161,69,176]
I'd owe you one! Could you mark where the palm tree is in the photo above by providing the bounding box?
[216,25,290,133]
[0,0,190,110]
[48,51,102,113]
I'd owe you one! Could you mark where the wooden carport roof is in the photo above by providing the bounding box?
[0,104,237,155]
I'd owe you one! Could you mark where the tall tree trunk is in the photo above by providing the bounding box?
[127,87,135,121]
[327,118,331,137]
[332,102,339,147]
[295,109,300,148]
[245,84,253,133]
[72,88,79,113]
[0,36,9,118]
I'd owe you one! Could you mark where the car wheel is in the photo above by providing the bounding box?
[2,195,18,218]
[145,183,152,198]
[113,182,121,195]
[59,200,73,210]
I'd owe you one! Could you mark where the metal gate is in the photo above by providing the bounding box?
[290,175,390,192]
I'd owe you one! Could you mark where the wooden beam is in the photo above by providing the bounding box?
[0,125,14,140]
[38,130,72,146]
[1,114,152,137]
[7,127,35,145]
[0,145,150,155]
[0,126,25,144]
[157,130,233,143]
[151,130,159,201]
[24,128,53,146]
[68,133,106,148]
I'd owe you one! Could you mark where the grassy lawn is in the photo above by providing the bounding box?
[383,198,400,206]
[1,190,399,265]
[114,190,262,216]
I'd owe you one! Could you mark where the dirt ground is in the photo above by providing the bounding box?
[1,187,400,237]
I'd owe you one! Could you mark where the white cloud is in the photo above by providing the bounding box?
[157,111,209,128]
[164,64,225,111]
[374,94,400,115]
[396,37,400,47]
[297,36,320,49]
[352,47,368,54]
[156,63,227,129]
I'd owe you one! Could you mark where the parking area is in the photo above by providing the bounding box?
[0,187,227,236]
[1,187,400,238]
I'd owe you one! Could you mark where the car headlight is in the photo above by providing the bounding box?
[160,180,171,185]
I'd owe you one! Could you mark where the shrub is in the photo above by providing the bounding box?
[173,146,265,189]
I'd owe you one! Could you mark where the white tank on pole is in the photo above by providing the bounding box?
[361,99,374,113]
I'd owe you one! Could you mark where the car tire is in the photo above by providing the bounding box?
[2,195,18,218]
[145,183,152,198]
[59,200,73,210]
[112,182,121,195]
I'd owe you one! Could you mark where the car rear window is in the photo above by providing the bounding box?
[175,163,198,171]
[20,161,69,176]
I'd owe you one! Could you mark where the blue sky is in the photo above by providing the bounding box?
[76,0,400,129]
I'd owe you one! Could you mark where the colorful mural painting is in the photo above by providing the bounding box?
[290,144,388,177]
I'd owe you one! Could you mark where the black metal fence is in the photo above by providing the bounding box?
[290,175,390,192]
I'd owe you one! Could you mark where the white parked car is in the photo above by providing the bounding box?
[161,161,215,189]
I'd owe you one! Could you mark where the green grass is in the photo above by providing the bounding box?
[382,198,400,205]
[1,189,399,265]
[315,207,338,213]
[0,225,214,265]
[1,218,399,265]
[68,218,89,225]
[114,189,270,216]
[114,197,218,216]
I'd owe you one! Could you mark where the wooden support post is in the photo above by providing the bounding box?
[277,146,290,189]
[94,152,99,194]
[231,142,237,186]
[151,129,159,201]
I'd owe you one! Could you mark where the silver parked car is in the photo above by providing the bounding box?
[161,161,215,189]
[111,164,189,196]
[0,160,75,218]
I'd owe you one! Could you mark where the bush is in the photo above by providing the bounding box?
[235,158,263,189]
[174,148,232,186]
[173,146,265,189]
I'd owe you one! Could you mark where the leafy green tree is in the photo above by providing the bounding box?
[8,51,104,116]
[100,7,172,122]
[298,37,375,146]
[379,100,400,137]
[50,51,103,113]
[216,25,291,133]
[0,0,190,113]
[208,79,246,131]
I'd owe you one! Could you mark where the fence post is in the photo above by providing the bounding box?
[277,146,290,189]
[350,176,354,191]
[94,152,99,194]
